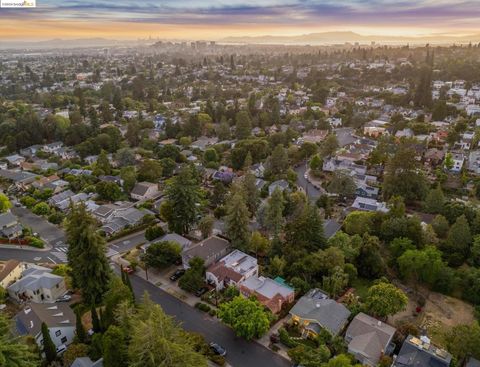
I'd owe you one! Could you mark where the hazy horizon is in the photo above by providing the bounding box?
[1,0,480,42]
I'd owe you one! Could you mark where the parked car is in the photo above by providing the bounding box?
[194,287,209,297]
[209,342,227,356]
[270,333,280,343]
[123,265,134,275]
[56,294,72,302]
[169,269,185,281]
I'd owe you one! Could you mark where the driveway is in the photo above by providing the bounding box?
[126,271,291,367]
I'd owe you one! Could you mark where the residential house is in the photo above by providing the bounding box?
[345,312,396,366]
[0,260,24,288]
[469,151,480,174]
[239,275,295,314]
[8,266,67,303]
[212,170,235,184]
[42,142,64,154]
[363,120,389,138]
[20,145,43,158]
[0,211,22,239]
[301,129,328,144]
[16,303,76,349]
[49,190,75,208]
[393,335,451,367]
[130,182,159,201]
[268,179,289,196]
[351,197,388,213]
[142,233,192,253]
[447,152,465,173]
[250,163,265,178]
[0,169,36,189]
[5,154,25,167]
[206,250,258,290]
[181,236,230,269]
[101,207,149,236]
[290,288,351,337]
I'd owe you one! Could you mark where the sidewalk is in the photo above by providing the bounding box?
[0,242,52,251]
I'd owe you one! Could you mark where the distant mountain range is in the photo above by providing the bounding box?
[2,31,480,49]
[221,31,480,45]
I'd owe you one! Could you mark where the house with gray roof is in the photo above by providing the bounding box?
[0,211,22,239]
[16,302,75,349]
[268,179,289,196]
[289,288,351,337]
[142,233,192,253]
[345,312,396,366]
[393,335,451,367]
[182,235,230,269]
[8,266,67,303]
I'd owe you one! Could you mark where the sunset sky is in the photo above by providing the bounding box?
[1,0,479,41]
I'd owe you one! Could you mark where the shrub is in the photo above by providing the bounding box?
[279,327,297,348]
[32,202,50,216]
[208,309,217,317]
[27,236,45,248]
[145,225,165,241]
[195,302,211,313]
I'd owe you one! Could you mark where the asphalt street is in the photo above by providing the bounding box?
[295,163,323,200]
[127,271,291,367]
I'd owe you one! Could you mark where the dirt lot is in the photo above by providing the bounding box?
[389,286,475,345]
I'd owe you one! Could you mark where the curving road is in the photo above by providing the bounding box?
[294,163,324,201]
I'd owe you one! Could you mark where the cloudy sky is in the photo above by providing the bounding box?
[1,0,479,40]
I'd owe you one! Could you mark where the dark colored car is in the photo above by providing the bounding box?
[169,269,185,281]
[209,342,227,356]
[194,287,209,297]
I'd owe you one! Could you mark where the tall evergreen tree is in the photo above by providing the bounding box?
[225,188,251,250]
[67,204,111,305]
[103,326,128,367]
[96,149,111,175]
[165,165,203,234]
[265,187,285,237]
[41,322,56,363]
[242,172,260,217]
[75,310,86,343]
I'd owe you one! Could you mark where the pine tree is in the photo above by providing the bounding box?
[75,310,86,343]
[41,322,56,363]
[96,149,111,175]
[123,273,135,301]
[165,165,203,234]
[265,188,285,237]
[67,204,111,305]
[225,188,251,250]
[242,172,260,217]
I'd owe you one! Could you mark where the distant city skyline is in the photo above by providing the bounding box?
[1,0,480,41]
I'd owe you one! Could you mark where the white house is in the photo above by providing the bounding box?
[130,182,160,201]
[8,266,67,303]
[16,303,76,349]
[206,250,258,290]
